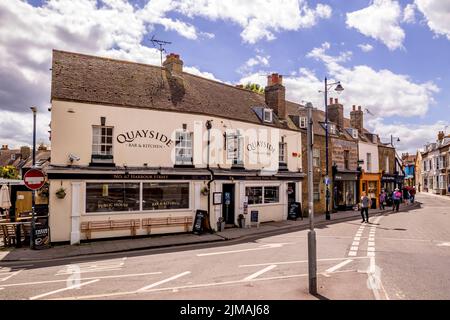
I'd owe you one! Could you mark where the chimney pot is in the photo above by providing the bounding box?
[335,98,338,104]
[352,105,356,111]
[358,106,361,111]
[329,98,333,105]
[163,53,183,73]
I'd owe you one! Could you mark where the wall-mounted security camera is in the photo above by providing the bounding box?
[68,154,80,163]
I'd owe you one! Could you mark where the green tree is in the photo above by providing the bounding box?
[0,166,19,179]
[244,82,265,94]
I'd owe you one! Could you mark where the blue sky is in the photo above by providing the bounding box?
[1,0,449,154]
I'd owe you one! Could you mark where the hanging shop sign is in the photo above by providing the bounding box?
[116,129,173,149]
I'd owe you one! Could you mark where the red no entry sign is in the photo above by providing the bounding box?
[24,169,46,190]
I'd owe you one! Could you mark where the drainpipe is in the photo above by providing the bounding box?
[205,120,215,232]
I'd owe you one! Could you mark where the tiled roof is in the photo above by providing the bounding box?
[51,50,291,130]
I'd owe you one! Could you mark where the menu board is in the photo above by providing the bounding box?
[251,210,259,223]
[288,202,302,220]
[33,225,50,250]
[193,210,207,234]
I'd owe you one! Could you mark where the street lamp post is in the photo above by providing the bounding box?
[390,135,400,147]
[30,106,37,250]
[323,78,344,220]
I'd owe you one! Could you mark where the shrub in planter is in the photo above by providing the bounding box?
[238,214,245,228]
[200,186,209,196]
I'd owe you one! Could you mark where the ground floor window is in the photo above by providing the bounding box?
[85,182,190,213]
[246,186,280,204]
[86,183,140,213]
[143,183,189,210]
[313,183,320,201]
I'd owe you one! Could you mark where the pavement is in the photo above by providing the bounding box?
[0,201,420,263]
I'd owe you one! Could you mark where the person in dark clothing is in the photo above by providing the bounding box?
[360,192,370,223]
[409,186,416,203]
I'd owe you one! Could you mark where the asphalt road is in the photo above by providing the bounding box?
[0,192,448,300]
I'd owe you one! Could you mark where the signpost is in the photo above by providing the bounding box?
[24,168,46,250]
[250,210,259,228]
[193,209,207,235]
[288,202,302,220]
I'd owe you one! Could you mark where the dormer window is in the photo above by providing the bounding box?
[263,108,273,123]
[372,134,378,144]
[300,117,307,129]
[352,129,358,139]
[329,124,336,135]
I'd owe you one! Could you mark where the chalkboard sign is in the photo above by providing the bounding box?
[251,210,259,223]
[288,202,302,220]
[33,225,50,250]
[193,210,207,234]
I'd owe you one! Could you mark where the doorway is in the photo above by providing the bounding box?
[222,184,235,225]
[287,183,296,204]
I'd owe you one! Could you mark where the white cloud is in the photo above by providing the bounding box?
[403,3,416,23]
[346,0,405,50]
[0,0,220,147]
[238,54,270,75]
[175,0,332,43]
[183,66,222,82]
[306,43,439,118]
[366,117,449,154]
[415,0,450,40]
[358,43,374,52]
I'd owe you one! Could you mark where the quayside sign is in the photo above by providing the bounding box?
[116,129,173,148]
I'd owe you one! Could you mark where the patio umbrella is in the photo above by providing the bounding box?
[0,184,11,210]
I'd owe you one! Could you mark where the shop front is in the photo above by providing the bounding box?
[359,172,381,209]
[381,174,396,194]
[332,171,359,211]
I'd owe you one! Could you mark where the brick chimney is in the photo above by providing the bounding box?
[163,53,183,73]
[20,146,31,159]
[437,131,445,141]
[265,73,286,119]
[327,97,344,129]
[1,145,8,150]
[38,143,47,151]
[350,105,364,134]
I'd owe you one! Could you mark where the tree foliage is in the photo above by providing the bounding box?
[244,82,265,94]
[0,166,19,179]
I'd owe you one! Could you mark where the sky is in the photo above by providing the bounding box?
[0,0,449,155]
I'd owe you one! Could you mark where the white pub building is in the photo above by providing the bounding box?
[48,50,305,244]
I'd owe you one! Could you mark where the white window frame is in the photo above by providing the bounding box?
[367,153,372,172]
[352,129,358,139]
[385,155,389,173]
[246,185,281,206]
[329,123,336,135]
[226,130,244,165]
[279,140,287,164]
[175,130,193,165]
[313,148,320,167]
[299,117,307,129]
[92,125,113,156]
[263,108,273,123]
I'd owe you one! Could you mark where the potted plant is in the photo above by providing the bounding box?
[217,217,225,231]
[238,214,245,228]
[200,185,209,196]
[55,187,66,199]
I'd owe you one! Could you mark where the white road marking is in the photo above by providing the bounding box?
[1,269,23,282]
[354,237,361,241]
[348,251,357,257]
[243,265,277,281]
[137,271,191,292]
[368,242,375,246]
[0,272,162,288]
[436,242,450,247]
[325,259,353,273]
[54,269,358,300]
[197,243,292,256]
[56,258,127,275]
[367,252,375,257]
[239,256,369,268]
[350,246,358,251]
[29,279,99,300]
[352,241,360,246]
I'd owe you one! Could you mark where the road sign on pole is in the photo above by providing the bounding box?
[24,169,45,191]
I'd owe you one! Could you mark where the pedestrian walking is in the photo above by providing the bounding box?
[360,192,370,223]
[379,189,387,210]
[392,188,401,212]
[409,186,416,203]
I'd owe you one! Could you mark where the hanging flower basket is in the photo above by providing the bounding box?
[55,187,66,199]
[200,186,209,196]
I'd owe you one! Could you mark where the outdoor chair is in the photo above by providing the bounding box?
[21,223,32,244]
[0,225,7,247]
[2,224,17,246]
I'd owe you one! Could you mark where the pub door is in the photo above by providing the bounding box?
[222,184,235,226]
[287,183,296,204]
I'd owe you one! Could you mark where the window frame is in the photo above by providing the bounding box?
[313,148,320,167]
[366,152,372,172]
[226,130,244,165]
[263,108,273,123]
[92,125,114,157]
[299,117,307,129]
[279,141,287,164]
[246,185,281,205]
[174,130,193,165]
